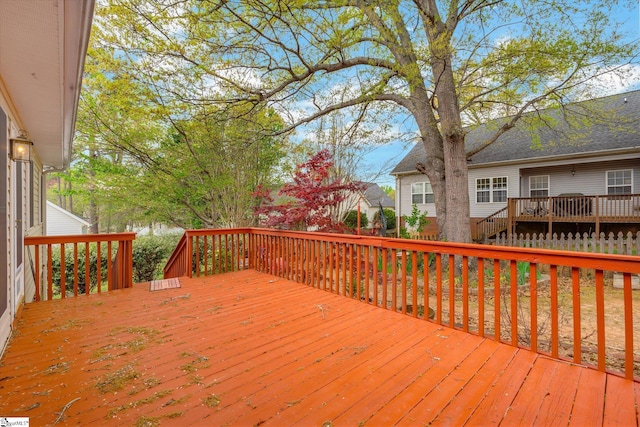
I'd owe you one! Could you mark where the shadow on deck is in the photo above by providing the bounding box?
[1,270,639,425]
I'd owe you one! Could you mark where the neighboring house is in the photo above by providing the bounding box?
[0,1,94,354]
[391,90,640,240]
[350,182,395,224]
[132,223,185,236]
[46,201,91,236]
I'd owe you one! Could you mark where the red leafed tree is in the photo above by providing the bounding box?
[254,149,363,232]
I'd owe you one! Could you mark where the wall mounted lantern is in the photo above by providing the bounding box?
[10,131,32,162]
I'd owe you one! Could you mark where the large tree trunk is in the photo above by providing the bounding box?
[412,88,448,241]
[427,17,472,243]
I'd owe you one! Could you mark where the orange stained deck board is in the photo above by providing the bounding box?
[0,270,638,426]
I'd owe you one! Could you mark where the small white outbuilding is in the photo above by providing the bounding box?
[46,201,91,236]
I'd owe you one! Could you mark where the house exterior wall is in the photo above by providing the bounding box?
[395,154,640,234]
[467,164,521,218]
[395,173,437,227]
[519,158,640,197]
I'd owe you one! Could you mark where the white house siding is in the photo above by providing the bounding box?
[395,173,437,224]
[46,201,90,236]
[520,157,640,196]
[467,164,521,218]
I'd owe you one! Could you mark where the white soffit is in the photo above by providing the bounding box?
[0,0,94,169]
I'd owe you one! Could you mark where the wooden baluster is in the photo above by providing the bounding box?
[60,244,66,298]
[623,272,634,379]
[107,241,112,291]
[47,244,53,300]
[96,242,101,292]
[572,267,581,364]
[411,250,418,318]
[73,243,79,296]
[550,265,559,358]
[373,246,379,306]
[462,256,469,332]
[356,244,362,301]
[494,259,501,341]
[510,260,517,345]
[423,252,430,321]
[364,245,370,302]
[34,244,41,302]
[595,269,605,371]
[382,248,388,308]
[85,242,90,294]
[530,263,537,352]
[478,258,485,337]
[391,249,397,311]
[342,243,347,296]
[401,250,407,313]
[449,254,455,328]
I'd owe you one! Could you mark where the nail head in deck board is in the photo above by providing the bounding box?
[0,270,638,426]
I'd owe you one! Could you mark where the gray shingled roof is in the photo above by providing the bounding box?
[361,182,395,208]
[391,90,640,175]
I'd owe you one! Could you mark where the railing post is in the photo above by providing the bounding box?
[548,196,553,235]
[507,199,514,237]
[187,233,193,278]
[595,195,600,235]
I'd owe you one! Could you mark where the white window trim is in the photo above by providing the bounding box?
[411,181,434,204]
[476,176,508,204]
[606,169,633,195]
[529,175,550,198]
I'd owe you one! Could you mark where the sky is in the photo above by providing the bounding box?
[363,1,640,188]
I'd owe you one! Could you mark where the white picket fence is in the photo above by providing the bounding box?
[495,231,640,255]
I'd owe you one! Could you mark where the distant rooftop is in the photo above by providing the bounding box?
[392,90,640,175]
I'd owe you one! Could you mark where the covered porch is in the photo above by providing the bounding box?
[475,193,640,241]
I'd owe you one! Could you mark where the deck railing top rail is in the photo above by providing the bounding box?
[24,232,136,302]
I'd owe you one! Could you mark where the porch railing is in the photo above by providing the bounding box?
[477,193,640,239]
[475,206,508,241]
[24,233,135,301]
[165,227,640,380]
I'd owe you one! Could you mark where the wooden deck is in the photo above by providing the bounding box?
[1,270,639,426]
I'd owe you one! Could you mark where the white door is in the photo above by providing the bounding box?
[0,107,10,352]
[13,160,24,316]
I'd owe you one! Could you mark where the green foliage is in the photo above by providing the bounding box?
[132,234,183,282]
[49,235,183,296]
[374,208,396,230]
[400,205,429,238]
[504,261,543,286]
[344,210,368,230]
[50,244,111,296]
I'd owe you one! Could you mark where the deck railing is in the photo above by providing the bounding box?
[477,193,640,239]
[165,227,640,380]
[24,233,135,301]
[475,206,508,241]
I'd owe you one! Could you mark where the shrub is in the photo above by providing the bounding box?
[344,210,368,230]
[50,243,111,296]
[373,208,396,230]
[132,233,183,282]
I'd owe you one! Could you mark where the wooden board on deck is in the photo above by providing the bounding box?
[0,270,637,426]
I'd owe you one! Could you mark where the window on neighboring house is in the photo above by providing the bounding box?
[476,176,508,203]
[411,182,434,204]
[607,169,632,195]
[530,175,549,198]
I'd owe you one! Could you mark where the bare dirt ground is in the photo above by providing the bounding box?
[347,271,640,378]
